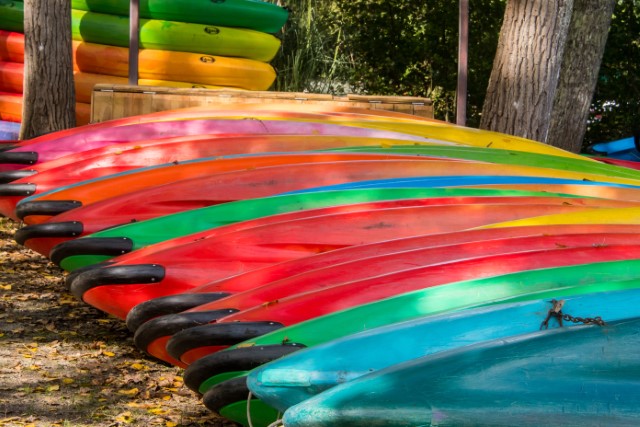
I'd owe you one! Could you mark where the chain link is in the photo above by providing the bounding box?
[561,314,606,326]
[540,299,606,329]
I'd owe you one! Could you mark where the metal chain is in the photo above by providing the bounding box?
[561,313,606,326]
[540,299,606,329]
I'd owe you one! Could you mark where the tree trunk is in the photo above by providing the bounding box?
[20,0,76,140]
[480,0,574,142]
[546,0,616,153]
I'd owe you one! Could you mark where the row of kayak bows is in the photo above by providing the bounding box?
[2,103,640,426]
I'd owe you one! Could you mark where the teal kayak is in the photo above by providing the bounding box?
[70,0,289,33]
[186,260,640,425]
[283,316,640,426]
[248,287,640,412]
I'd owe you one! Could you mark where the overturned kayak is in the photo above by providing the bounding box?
[248,287,640,412]
[0,137,435,219]
[282,316,640,427]
[65,201,620,320]
[124,222,640,332]
[137,234,640,366]
[187,260,640,425]
[13,152,431,223]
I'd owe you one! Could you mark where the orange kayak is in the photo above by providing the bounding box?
[0,92,90,126]
[0,30,276,91]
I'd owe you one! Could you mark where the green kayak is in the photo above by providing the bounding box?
[55,187,572,271]
[70,0,289,33]
[0,0,282,62]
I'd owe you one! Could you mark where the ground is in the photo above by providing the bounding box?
[0,217,235,427]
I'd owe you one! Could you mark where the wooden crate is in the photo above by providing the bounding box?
[90,84,434,123]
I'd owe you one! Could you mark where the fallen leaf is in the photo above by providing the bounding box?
[118,388,139,396]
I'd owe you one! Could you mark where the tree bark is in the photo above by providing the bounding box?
[546,0,616,153]
[480,0,574,142]
[20,0,76,140]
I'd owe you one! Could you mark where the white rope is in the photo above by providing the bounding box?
[247,389,284,427]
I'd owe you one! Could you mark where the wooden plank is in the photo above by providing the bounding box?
[90,84,434,123]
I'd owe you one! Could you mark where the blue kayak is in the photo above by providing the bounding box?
[283,316,640,427]
[587,135,640,161]
[0,120,19,141]
[288,174,640,193]
[248,287,640,412]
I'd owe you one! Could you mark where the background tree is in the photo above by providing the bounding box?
[546,0,617,152]
[270,0,637,149]
[479,0,574,142]
[586,0,640,145]
[20,0,76,140]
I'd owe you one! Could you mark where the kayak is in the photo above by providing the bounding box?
[248,287,640,412]
[0,138,436,220]
[164,243,640,366]
[0,91,90,126]
[21,141,640,256]
[0,119,19,140]
[332,144,640,182]
[1,31,277,90]
[0,2,283,62]
[587,135,639,161]
[281,317,640,427]
[64,201,618,320]
[70,0,290,33]
[187,261,640,425]
[11,153,442,223]
[21,182,574,260]
[0,60,236,103]
[124,222,640,332]
[0,117,428,171]
[48,187,602,271]
[16,153,640,225]
[135,234,640,367]
[0,100,598,163]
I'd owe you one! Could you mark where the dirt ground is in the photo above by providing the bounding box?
[0,217,236,427]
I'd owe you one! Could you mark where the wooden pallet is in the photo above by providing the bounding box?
[90,84,434,123]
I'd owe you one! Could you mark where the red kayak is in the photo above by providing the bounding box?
[165,243,640,365]
[15,159,576,257]
[12,152,432,223]
[126,222,640,332]
[0,135,437,219]
[134,231,640,366]
[66,201,614,321]
[0,114,429,172]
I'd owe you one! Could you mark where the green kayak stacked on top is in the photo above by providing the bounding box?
[0,0,284,62]
[70,0,289,33]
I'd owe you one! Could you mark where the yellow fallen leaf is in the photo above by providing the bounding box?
[130,363,146,371]
[0,284,12,290]
[147,408,168,415]
[165,422,177,427]
[46,384,60,392]
[118,388,139,396]
[62,378,74,384]
[115,411,134,424]
[102,351,115,357]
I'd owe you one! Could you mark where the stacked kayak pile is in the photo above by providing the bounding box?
[0,0,287,125]
[3,103,640,426]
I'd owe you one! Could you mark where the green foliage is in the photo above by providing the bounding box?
[271,0,505,123]
[272,0,637,146]
[586,0,640,145]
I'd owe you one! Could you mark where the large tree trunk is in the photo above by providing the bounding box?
[546,0,616,153]
[20,0,76,140]
[480,0,574,142]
